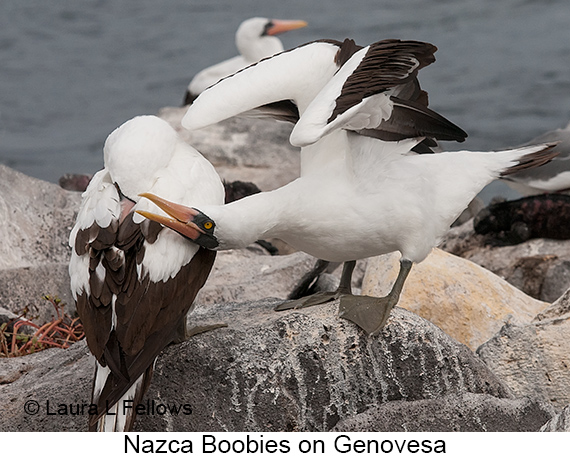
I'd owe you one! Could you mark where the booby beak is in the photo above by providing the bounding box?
[137,193,219,249]
[266,19,308,36]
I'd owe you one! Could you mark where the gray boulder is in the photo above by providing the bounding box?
[0,164,81,270]
[0,263,76,325]
[541,404,570,432]
[332,393,554,432]
[477,288,570,411]
[0,299,512,432]
[0,165,80,321]
[137,300,512,432]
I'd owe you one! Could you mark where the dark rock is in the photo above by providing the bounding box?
[332,393,555,432]
[58,173,92,192]
[223,180,262,203]
[441,221,570,302]
[474,194,570,244]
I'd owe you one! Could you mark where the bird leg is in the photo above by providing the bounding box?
[275,260,356,311]
[339,259,413,336]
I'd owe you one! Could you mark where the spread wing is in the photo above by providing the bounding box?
[290,39,467,148]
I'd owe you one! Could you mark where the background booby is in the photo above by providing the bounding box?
[69,115,224,431]
[183,17,307,105]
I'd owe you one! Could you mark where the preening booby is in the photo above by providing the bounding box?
[69,115,224,431]
[183,17,307,105]
[140,39,557,336]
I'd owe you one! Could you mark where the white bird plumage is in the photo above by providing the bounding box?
[69,115,224,431]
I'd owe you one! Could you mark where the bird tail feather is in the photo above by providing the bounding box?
[499,142,559,177]
[89,361,154,432]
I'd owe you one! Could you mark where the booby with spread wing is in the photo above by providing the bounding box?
[183,17,307,105]
[140,39,557,336]
[69,115,224,431]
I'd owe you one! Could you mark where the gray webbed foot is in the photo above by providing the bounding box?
[338,294,397,336]
[275,290,341,311]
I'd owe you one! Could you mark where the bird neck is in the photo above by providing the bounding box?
[201,189,289,250]
[238,36,283,62]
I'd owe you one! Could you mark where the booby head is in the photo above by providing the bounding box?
[236,17,307,61]
[137,192,219,249]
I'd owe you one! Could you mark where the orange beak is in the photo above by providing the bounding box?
[266,19,308,36]
[137,192,204,241]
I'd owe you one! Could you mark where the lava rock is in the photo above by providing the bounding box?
[474,194,570,244]
[332,393,554,432]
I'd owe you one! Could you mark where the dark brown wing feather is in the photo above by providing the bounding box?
[328,39,467,149]
[329,39,437,124]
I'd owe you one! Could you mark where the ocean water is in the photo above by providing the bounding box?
[1,0,569,201]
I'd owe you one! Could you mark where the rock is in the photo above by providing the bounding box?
[0,263,76,324]
[441,220,570,303]
[0,341,92,431]
[541,404,570,431]
[0,299,512,432]
[473,194,570,243]
[0,165,81,270]
[332,393,554,432]
[464,240,570,303]
[159,107,300,192]
[58,173,92,192]
[361,248,549,350]
[477,288,570,411]
[138,300,511,432]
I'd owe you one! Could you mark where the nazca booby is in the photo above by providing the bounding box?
[140,39,557,336]
[183,17,307,105]
[69,115,224,431]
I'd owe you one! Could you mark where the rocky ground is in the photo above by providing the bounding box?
[0,108,569,432]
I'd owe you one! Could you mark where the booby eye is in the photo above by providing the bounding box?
[203,221,213,230]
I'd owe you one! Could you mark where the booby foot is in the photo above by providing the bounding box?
[338,294,397,336]
[172,322,228,344]
[275,291,341,311]
[186,323,228,338]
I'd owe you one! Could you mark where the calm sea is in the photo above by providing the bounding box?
[1,0,569,200]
